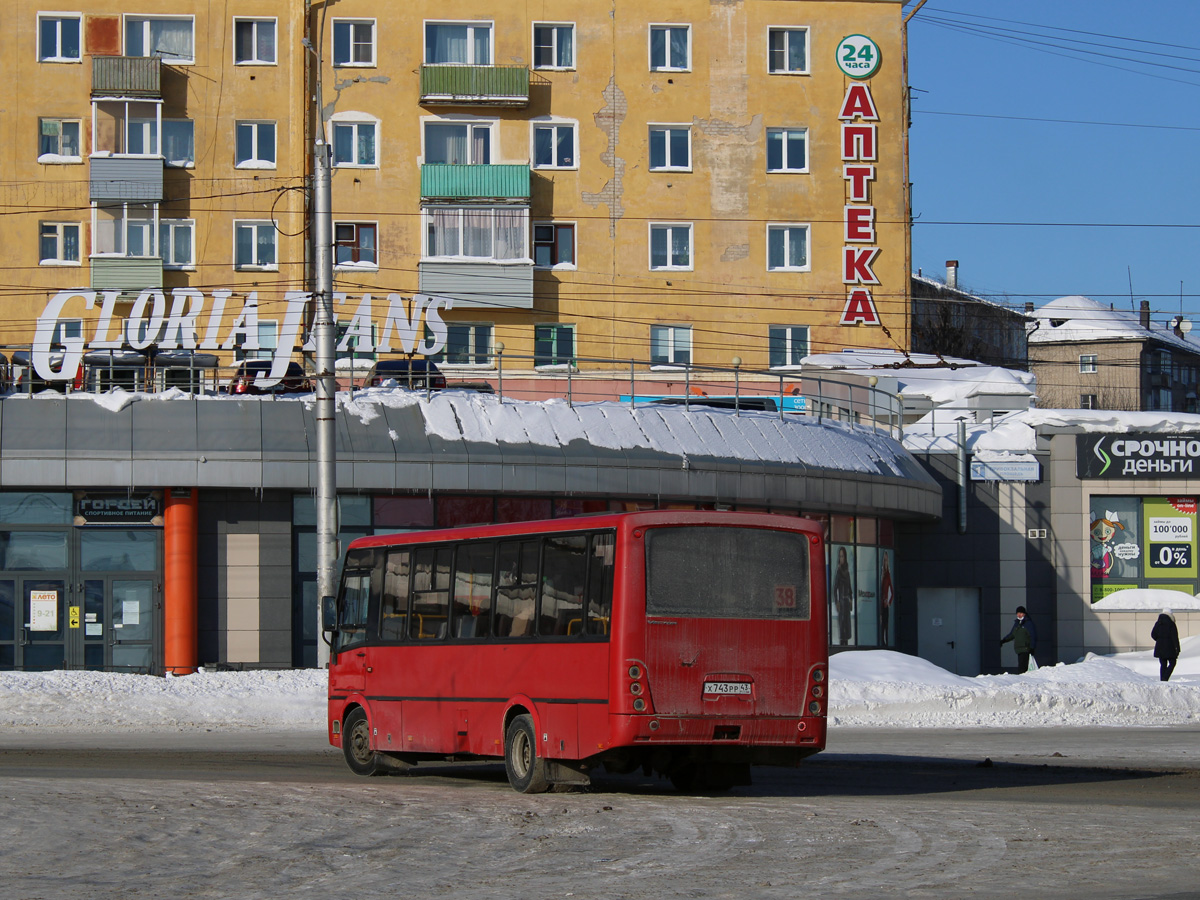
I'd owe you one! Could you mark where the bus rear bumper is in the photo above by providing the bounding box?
[610,714,826,751]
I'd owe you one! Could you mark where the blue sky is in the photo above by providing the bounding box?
[905,2,1200,320]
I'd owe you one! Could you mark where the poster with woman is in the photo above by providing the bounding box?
[879,548,895,646]
[831,544,855,646]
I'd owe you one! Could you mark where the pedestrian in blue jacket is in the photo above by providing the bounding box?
[1000,606,1037,673]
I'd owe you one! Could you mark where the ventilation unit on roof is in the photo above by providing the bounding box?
[1050,319,1067,327]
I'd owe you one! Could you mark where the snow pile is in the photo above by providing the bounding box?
[1091,588,1200,610]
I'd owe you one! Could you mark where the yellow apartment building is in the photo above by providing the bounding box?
[0,0,908,394]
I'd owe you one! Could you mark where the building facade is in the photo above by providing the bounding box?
[1,1,910,393]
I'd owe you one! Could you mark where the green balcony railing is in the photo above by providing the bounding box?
[420,65,529,106]
[421,164,530,200]
[92,57,161,97]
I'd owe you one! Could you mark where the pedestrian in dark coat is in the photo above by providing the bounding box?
[1000,606,1037,674]
[1151,609,1181,683]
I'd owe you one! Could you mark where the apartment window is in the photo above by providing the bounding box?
[332,120,377,167]
[39,223,81,265]
[335,223,378,267]
[53,320,84,347]
[649,224,692,270]
[125,16,195,62]
[93,204,155,256]
[768,27,808,74]
[234,221,277,269]
[163,120,194,167]
[649,126,690,171]
[533,223,575,268]
[236,121,276,168]
[234,18,276,64]
[39,119,82,161]
[533,24,574,69]
[1080,394,1098,410]
[236,322,279,362]
[534,324,575,368]
[159,219,194,269]
[333,20,375,67]
[767,128,808,172]
[424,122,491,164]
[126,118,159,155]
[39,15,81,62]
[767,225,809,271]
[433,323,492,366]
[425,22,491,65]
[769,326,808,369]
[533,123,576,169]
[1079,354,1098,374]
[651,325,691,366]
[424,207,527,261]
[650,25,690,71]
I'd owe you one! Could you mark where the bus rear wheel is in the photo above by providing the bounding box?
[343,708,384,777]
[504,714,550,794]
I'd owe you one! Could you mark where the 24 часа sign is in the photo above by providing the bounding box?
[1077,433,1200,480]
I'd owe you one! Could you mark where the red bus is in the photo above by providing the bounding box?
[325,510,828,792]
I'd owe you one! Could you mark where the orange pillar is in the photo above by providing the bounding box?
[163,488,199,675]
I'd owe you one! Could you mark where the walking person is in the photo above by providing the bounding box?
[1152,608,1181,682]
[1000,605,1037,674]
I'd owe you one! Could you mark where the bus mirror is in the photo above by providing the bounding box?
[321,596,338,633]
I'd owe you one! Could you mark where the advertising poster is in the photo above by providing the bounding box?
[855,547,878,646]
[830,544,855,646]
[1089,497,1141,581]
[879,548,895,647]
[1142,497,1198,581]
[30,591,58,632]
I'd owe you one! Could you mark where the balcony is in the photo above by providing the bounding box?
[420,65,529,107]
[418,261,533,309]
[90,157,163,203]
[92,57,161,98]
[90,257,163,293]
[421,164,530,201]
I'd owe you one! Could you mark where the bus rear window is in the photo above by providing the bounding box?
[645,526,810,619]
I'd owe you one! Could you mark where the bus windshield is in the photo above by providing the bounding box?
[645,526,810,619]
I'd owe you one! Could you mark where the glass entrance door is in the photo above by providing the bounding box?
[83,577,155,672]
[21,578,69,671]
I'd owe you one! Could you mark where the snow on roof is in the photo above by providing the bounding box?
[1029,295,1196,352]
[804,349,1035,406]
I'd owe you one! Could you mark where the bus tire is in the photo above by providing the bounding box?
[343,707,384,777]
[504,714,550,794]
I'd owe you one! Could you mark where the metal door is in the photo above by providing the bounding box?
[917,587,981,676]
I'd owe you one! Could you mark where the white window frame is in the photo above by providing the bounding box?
[766,224,811,272]
[649,24,691,72]
[424,20,493,65]
[768,325,809,370]
[421,117,495,165]
[37,13,82,63]
[532,221,576,270]
[91,203,157,257]
[330,115,379,168]
[767,26,809,75]
[534,323,576,369]
[235,120,277,169]
[532,22,575,70]
[648,124,691,172]
[531,120,577,170]
[1079,354,1098,374]
[162,118,194,168]
[233,17,277,65]
[124,15,195,64]
[766,127,808,173]
[334,221,380,270]
[332,18,377,67]
[39,222,82,266]
[38,117,83,163]
[650,324,692,368]
[422,206,530,262]
[648,223,693,271]
[233,220,278,271]
[159,218,195,269]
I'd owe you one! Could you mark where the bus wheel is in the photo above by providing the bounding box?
[504,714,550,794]
[343,708,384,777]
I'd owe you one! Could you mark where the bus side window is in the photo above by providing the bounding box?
[380,550,410,641]
[335,570,372,653]
[587,533,615,635]
[495,540,537,638]
[540,534,587,636]
[452,541,495,638]
[409,546,452,640]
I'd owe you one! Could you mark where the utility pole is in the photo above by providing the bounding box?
[306,25,337,668]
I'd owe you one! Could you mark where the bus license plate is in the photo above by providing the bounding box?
[704,681,752,695]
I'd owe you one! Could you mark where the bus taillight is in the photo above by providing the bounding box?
[627,660,654,714]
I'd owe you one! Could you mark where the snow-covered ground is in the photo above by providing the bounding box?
[2,639,1198,734]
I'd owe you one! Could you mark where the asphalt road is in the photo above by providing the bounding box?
[2,727,1198,900]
